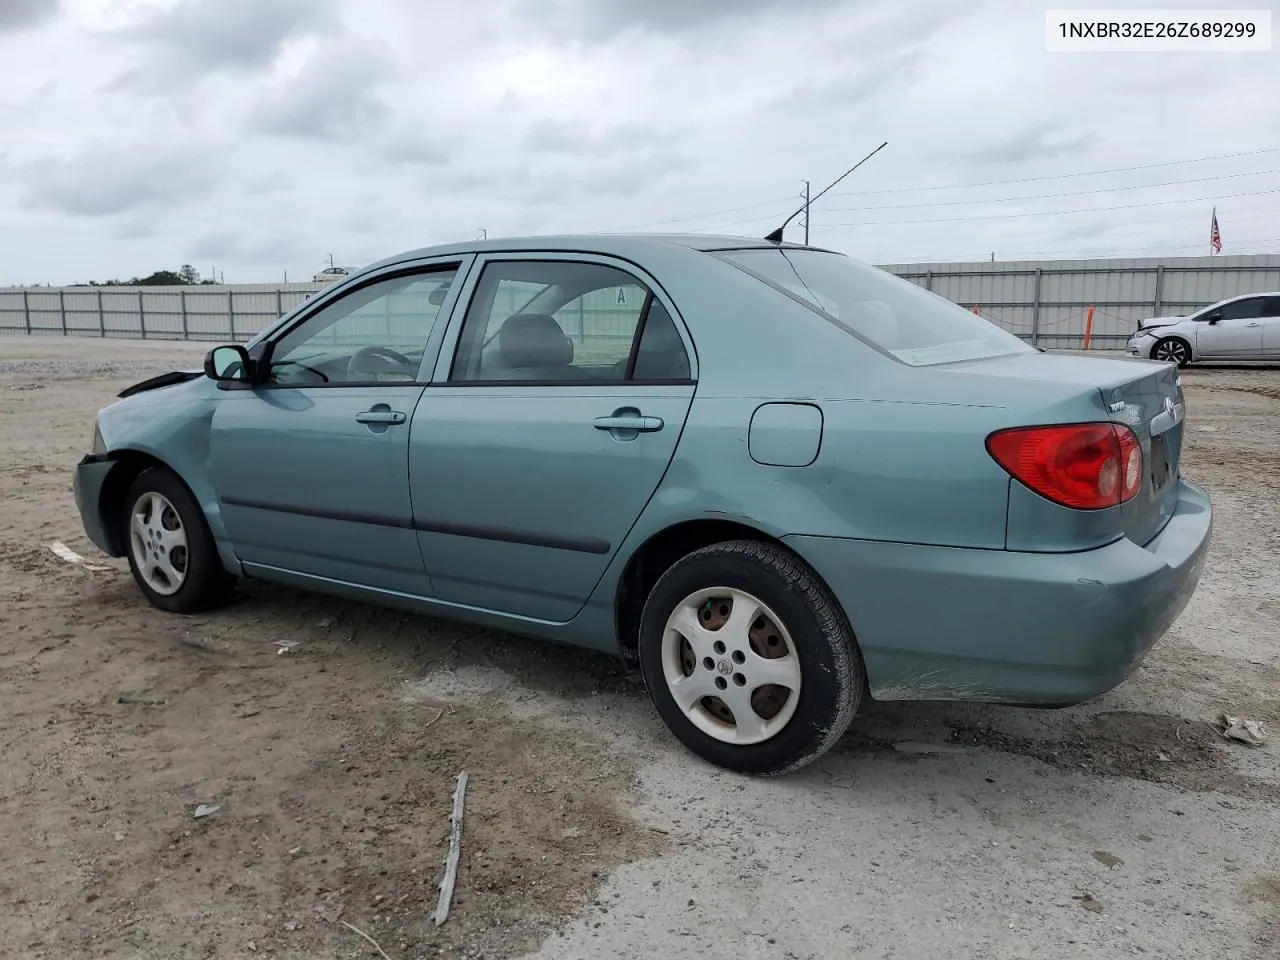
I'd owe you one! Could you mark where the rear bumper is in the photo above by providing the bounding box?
[783,478,1213,706]
[73,454,123,557]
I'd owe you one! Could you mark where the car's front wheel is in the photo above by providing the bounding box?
[123,466,236,613]
[638,540,864,775]
[1152,336,1191,367]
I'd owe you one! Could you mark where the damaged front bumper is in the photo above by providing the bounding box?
[73,453,124,557]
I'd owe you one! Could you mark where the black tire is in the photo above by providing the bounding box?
[122,466,236,613]
[637,539,864,775]
[1151,336,1191,367]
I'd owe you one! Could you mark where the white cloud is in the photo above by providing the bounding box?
[0,0,59,32]
[0,0,1277,284]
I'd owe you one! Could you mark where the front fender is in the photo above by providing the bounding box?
[94,381,239,571]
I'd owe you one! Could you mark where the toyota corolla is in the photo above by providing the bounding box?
[73,234,1213,775]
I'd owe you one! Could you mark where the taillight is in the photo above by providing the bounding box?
[986,422,1143,510]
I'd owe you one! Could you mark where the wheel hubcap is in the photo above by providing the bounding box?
[661,587,802,746]
[129,492,188,596]
[1155,341,1187,363]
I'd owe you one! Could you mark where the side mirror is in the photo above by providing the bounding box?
[1207,313,1222,325]
[204,344,252,382]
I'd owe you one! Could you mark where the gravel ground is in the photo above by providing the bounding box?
[1,336,1277,960]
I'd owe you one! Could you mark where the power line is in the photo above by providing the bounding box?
[601,194,796,233]
[821,168,1280,214]
[880,239,1280,268]
[599,148,1280,237]
[825,147,1280,199]
[816,186,1280,228]
[842,208,1280,255]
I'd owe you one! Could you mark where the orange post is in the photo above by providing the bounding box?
[971,304,981,315]
[1082,304,1095,350]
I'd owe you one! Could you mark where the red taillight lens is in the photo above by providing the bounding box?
[986,422,1143,510]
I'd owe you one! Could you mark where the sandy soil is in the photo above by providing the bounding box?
[1,337,1277,960]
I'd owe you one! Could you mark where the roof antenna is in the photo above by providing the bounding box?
[764,141,888,243]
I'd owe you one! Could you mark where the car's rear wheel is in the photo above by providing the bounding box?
[638,540,863,775]
[1152,336,1191,367]
[123,467,236,613]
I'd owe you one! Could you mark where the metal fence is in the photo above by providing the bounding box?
[0,283,323,342]
[882,253,1280,346]
[3,254,1279,349]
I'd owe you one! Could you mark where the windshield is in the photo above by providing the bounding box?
[718,248,1034,367]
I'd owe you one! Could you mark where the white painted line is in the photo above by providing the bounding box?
[49,541,112,572]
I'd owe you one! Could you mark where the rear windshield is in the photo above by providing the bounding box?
[717,248,1034,367]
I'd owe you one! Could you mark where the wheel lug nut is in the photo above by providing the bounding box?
[732,650,745,664]
[714,677,728,690]
[702,657,714,671]
[733,674,746,686]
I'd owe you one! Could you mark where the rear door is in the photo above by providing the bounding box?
[408,254,697,621]
[1261,296,1280,358]
[1194,296,1265,358]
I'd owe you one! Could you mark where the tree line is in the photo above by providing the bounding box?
[74,265,218,287]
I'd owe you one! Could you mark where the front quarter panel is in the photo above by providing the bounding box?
[93,377,233,549]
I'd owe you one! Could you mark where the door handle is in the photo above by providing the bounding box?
[1246,322,1261,327]
[593,415,663,432]
[356,409,407,425]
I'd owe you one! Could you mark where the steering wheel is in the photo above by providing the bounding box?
[348,345,415,380]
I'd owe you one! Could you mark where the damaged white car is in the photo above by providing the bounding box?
[1127,292,1280,366]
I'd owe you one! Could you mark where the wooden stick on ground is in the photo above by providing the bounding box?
[434,770,468,927]
[339,919,394,960]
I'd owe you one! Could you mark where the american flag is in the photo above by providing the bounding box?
[1210,207,1222,255]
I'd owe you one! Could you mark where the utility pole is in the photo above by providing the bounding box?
[803,180,810,245]
[325,253,335,269]
[477,228,487,240]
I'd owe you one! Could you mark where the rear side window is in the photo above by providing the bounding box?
[632,301,691,380]
[717,248,1033,367]
[448,259,692,383]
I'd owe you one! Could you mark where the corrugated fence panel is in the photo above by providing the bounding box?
[3,256,1279,345]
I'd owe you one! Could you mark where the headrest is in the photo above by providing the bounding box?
[498,314,573,369]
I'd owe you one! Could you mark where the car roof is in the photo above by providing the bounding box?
[1208,291,1280,306]
[365,233,840,270]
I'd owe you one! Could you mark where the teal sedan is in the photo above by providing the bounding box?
[73,234,1212,775]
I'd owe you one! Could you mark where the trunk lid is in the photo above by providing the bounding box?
[934,353,1185,546]
[1100,361,1185,545]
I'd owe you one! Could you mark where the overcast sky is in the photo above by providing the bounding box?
[0,0,1277,284]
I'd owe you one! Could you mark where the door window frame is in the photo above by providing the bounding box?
[243,254,476,389]
[429,252,698,387]
[1201,295,1264,323]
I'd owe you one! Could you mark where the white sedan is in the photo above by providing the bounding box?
[313,266,351,283]
[1127,292,1280,366]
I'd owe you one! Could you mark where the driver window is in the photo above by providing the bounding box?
[265,268,459,386]
[1219,298,1264,321]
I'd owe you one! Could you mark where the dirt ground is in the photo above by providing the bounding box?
[1,337,1277,960]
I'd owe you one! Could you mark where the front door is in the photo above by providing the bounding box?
[210,260,466,595]
[1195,296,1265,358]
[409,255,697,621]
